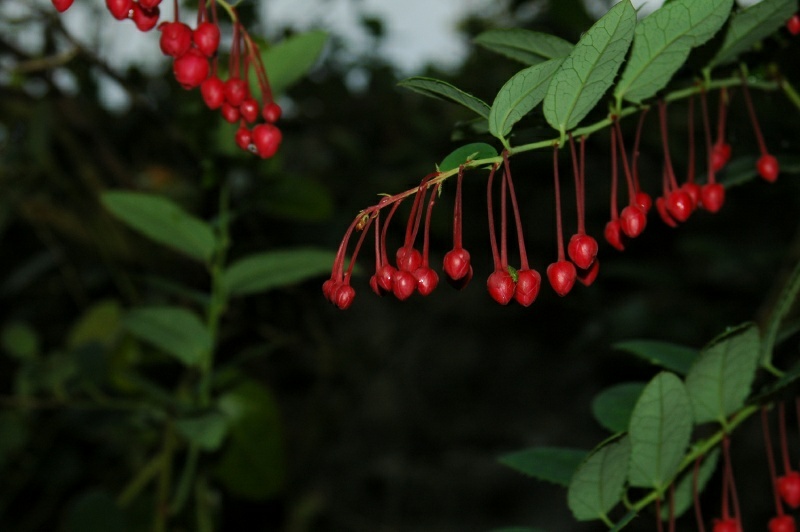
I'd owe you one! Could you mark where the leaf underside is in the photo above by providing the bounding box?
[475,28,574,65]
[398,77,491,119]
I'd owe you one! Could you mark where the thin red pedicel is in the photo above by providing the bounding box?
[567,134,598,271]
[614,120,647,238]
[547,144,577,296]
[443,166,473,287]
[700,89,725,213]
[503,152,541,306]
[742,73,780,182]
[682,94,701,209]
[486,164,515,305]
[659,100,692,223]
[763,406,787,517]
[693,456,707,532]
[632,108,652,213]
[605,123,626,251]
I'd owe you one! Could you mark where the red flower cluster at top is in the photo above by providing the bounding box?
[50,0,282,159]
[324,84,781,310]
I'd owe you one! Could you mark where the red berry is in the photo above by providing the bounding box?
[666,189,693,222]
[51,0,74,12]
[604,220,625,251]
[251,123,282,159]
[139,0,161,9]
[375,264,395,294]
[577,259,600,287]
[788,14,800,35]
[333,284,355,310]
[200,76,225,109]
[779,471,800,508]
[239,98,260,123]
[443,248,471,282]
[392,270,417,300]
[173,49,209,89]
[487,269,515,305]
[263,102,282,123]
[711,141,732,172]
[567,233,598,271]
[106,0,133,20]
[322,279,337,302]
[681,182,701,209]
[514,269,541,307]
[758,154,780,182]
[220,103,240,123]
[234,127,252,152]
[769,515,797,532]
[396,246,422,273]
[193,22,221,57]
[413,266,439,296]
[700,183,725,213]
[656,196,678,228]
[634,191,652,214]
[224,78,249,107]
[620,205,647,238]
[547,260,576,297]
[158,21,192,58]
[131,3,159,32]
[712,518,740,532]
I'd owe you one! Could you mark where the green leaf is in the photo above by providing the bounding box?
[101,191,215,264]
[627,372,693,490]
[438,142,499,172]
[489,58,565,139]
[123,306,211,367]
[67,299,121,349]
[763,258,800,367]
[567,436,631,521]
[591,382,646,433]
[262,30,328,95]
[660,449,719,520]
[474,28,573,65]
[709,0,796,68]
[1,321,39,361]
[543,0,636,135]
[613,339,697,375]
[176,412,229,451]
[215,379,284,500]
[614,0,733,103]
[498,447,588,487]
[223,248,336,297]
[685,323,760,425]
[398,77,491,119]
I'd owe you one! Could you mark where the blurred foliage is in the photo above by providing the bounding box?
[0,0,799,531]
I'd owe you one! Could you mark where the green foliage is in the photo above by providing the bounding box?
[262,30,329,95]
[659,449,719,520]
[123,306,211,367]
[398,77,491,118]
[489,58,564,140]
[498,447,587,486]
[176,412,229,451]
[614,0,733,103]
[684,323,760,426]
[102,191,216,264]
[567,436,630,522]
[543,0,636,135]
[223,248,337,297]
[474,29,573,65]
[438,142,499,171]
[613,339,697,374]
[591,382,646,433]
[1,321,39,361]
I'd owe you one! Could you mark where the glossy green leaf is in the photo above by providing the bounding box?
[474,28,573,65]
[615,0,733,103]
[215,379,284,500]
[123,306,211,367]
[685,323,760,425]
[398,77,491,119]
[489,58,565,139]
[709,0,796,68]
[102,191,215,264]
[567,436,631,521]
[660,449,719,520]
[628,372,693,490]
[613,339,697,374]
[176,412,228,451]
[498,447,588,487]
[591,382,646,433]
[543,0,636,135]
[262,30,328,95]
[438,142,499,172]
[223,248,336,297]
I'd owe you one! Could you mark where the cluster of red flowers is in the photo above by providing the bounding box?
[324,84,781,310]
[50,0,282,159]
